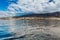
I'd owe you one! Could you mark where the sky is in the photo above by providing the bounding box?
[0,0,8,11]
[0,0,60,17]
[0,0,17,11]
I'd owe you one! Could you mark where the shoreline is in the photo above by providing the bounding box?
[0,17,60,20]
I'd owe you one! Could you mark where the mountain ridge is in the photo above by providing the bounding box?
[13,12,60,18]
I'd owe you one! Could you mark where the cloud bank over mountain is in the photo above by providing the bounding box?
[0,0,60,17]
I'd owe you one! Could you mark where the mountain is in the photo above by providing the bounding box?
[13,12,60,18]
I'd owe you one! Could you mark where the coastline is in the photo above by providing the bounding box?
[0,17,60,20]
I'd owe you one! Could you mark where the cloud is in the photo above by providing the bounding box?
[7,0,60,13]
[0,0,17,18]
[0,11,15,17]
[0,11,8,17]
[0,0,60,17]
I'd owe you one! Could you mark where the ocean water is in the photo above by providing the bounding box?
[0,19,60,40]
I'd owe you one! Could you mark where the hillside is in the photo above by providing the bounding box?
[13,12,60,18]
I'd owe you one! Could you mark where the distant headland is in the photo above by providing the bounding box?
[0,12,60,20]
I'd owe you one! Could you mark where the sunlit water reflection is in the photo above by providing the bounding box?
[0,19,60,40]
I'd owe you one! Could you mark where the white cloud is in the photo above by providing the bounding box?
[0,0,60,17]
[0,11,15,18]
[7,0,60,13]
[0,11,8,17]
